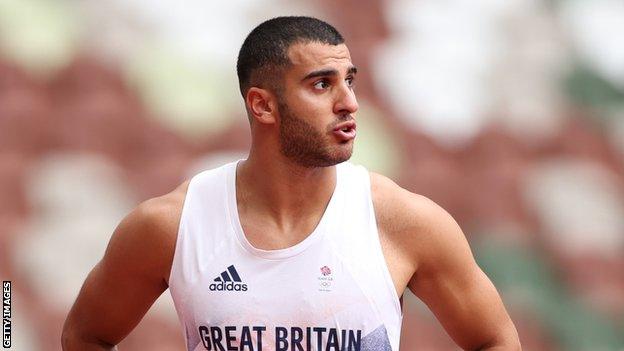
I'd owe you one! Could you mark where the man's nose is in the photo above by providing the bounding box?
[333,83,359,116]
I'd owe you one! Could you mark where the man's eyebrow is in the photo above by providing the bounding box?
[302,65,358,81]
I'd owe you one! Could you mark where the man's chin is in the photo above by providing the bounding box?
[294,153,352,168]
[335,150,353,164]
[317,149,353,168]
[280,142,353,168]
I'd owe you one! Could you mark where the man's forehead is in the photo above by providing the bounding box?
[287,42,352,71]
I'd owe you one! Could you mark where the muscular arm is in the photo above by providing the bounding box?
[371,173,520,350]
[61,183,187,350]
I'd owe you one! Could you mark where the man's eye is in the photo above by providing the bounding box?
[313,80,329,90]
[346,76,355,87]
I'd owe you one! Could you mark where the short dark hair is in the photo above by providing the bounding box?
[236,16,344,96]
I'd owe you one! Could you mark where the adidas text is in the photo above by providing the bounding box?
[209,281,248,292]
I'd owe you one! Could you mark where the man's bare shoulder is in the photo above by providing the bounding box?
[369,172,466,271]
[104,180,191,284]
[134,180,191,235]
[370,172,451,235]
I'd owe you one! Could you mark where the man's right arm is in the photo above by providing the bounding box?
[61,185,186,350]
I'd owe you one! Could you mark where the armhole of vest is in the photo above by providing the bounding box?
[167,173,198,291]
[362,166,404,319]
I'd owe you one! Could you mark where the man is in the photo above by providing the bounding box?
[62,16,520,350]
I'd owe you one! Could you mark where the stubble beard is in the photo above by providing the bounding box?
[277,100,352,168]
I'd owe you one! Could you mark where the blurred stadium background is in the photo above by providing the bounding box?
[1,0,623,350]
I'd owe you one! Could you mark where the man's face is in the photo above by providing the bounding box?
[276,42,359,168]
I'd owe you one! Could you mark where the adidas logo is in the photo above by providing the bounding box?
[209,265,248,292]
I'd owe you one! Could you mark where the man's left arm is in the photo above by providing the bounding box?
[408,198,520,350]
[371,173,521,350]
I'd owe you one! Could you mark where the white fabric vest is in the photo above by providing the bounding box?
[169,160,403,351]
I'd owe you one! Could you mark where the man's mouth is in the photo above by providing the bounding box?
[333,121,357,141]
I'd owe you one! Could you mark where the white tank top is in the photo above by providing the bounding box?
[169,160,403,351]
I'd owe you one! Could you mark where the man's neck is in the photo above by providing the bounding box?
[236,152,337,231]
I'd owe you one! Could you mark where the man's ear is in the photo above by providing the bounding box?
[246,87,277,124]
